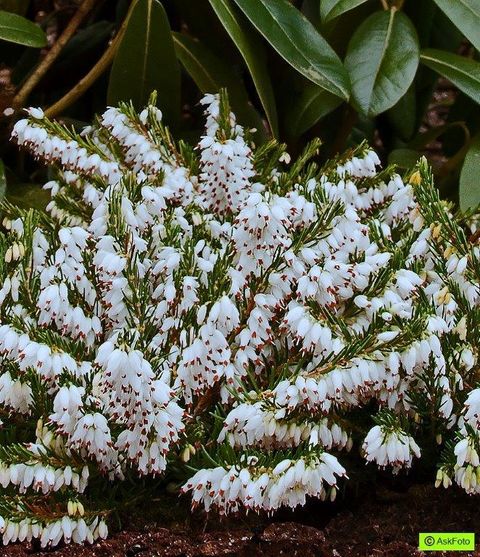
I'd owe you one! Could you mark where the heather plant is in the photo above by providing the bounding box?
[0,91,479,546]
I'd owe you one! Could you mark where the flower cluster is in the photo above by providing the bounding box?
[1,514,107,546]
[362,421,421,472]
[1,90,480,546]
[182,452,346,513]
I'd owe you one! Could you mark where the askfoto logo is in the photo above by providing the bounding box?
[419,533,475,551]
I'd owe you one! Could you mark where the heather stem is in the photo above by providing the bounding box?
[13,0,97,109]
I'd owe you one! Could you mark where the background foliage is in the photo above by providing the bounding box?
[0,0,480,208]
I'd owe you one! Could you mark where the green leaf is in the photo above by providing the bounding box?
[208,0,278,137]
[388,148,420,169]
[285,84,342,137]
[172,32,265,136]
[107,0,180,124]
[320,0,369,24]
[460,134,480,210]
[386,82,416,142]
[172,32,237,97]
[420,49,480,105]
[432,0,480,53]
[345,9,419,117]
[405,0,437,48]
[0,10,46,47]
[58,21,114,65]
[6,183,50,210]
[232,0,350,100]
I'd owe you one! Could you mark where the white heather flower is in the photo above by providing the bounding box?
[26,107,44,119]
[464,389,480,427]
[50,385,85,434]
[181,452,345,514]
[70,413,114,467]
[208,295,240,334]
[363,425,421,471]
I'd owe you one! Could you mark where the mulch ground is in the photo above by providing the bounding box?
[1,481,479,557]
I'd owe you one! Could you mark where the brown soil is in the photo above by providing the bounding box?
[1,482,479,557]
